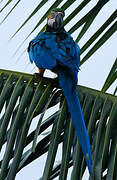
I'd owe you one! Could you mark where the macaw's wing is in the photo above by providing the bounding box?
[28,32,80,71]
[28,33,57,69]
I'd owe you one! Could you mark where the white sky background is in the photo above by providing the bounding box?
[0,0,117,179]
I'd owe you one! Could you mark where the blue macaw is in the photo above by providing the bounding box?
[28,8,92,174]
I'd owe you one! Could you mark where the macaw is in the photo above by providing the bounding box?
[28,8,92,174]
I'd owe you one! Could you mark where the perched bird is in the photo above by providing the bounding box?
[28,8,92,174]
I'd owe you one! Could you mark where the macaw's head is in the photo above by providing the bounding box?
[47,8,65,30]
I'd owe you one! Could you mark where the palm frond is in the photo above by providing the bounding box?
[0,0,14,13]
[0,0,21,25]
[80,10,117,54]
[113,87,117,96]
[102,58,117,93]
[80,21,117,65]
[10,0,49,39]
[0,69,117,179]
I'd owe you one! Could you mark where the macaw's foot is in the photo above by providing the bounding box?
[38,68,45,76]
[33,68,45,79]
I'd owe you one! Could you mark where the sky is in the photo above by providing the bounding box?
[0,0,117,179]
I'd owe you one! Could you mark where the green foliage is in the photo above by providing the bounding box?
[0,70,117,179]
[102,58,117,93]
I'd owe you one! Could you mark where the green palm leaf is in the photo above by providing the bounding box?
[10,0,49,39]
[81,21,117,65]
[0,70,117,179]
[80,10,117,54]
[0,0,21,24]
[102,58,117,93]
[113,87,117,95]
[0,0,14,13]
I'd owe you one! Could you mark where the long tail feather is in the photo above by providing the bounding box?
[58,70,92,174]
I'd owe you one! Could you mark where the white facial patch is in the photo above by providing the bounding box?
[47,17,56,27]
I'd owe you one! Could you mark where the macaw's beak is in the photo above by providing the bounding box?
[54,13,64,29]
